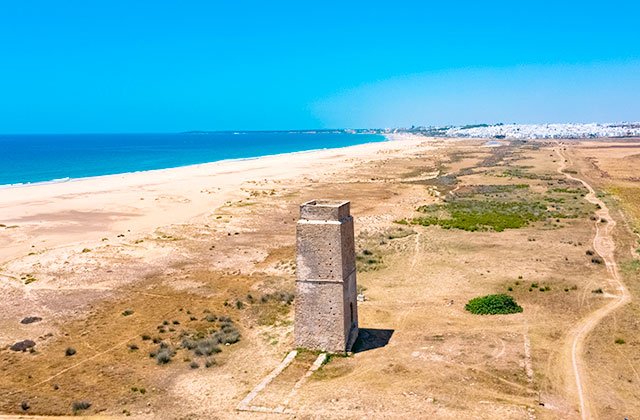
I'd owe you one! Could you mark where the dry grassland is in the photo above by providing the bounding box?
[1,138,639,419]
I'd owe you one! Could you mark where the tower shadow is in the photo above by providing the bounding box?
[352,328,394,353]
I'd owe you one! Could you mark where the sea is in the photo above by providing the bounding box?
[0,131,386,187]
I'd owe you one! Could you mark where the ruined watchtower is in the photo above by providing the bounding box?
[294,200,358,353]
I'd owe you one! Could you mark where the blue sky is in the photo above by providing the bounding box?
[0,1,638,133]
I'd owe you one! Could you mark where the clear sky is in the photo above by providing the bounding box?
[1,1,639,133]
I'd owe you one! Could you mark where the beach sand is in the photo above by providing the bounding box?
[0,135,423,263]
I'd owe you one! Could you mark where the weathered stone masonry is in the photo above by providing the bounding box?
[294,200,359,353]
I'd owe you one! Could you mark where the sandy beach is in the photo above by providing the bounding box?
[0,135,424,264]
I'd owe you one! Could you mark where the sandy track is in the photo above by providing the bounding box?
[555,145,631,420]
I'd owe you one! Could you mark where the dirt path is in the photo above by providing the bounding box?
[555,145,631,420]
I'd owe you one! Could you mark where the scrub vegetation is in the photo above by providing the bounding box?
[465,294,523,315]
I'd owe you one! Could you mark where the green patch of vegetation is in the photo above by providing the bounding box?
[406,174,595,233]
[592,288,604,294]
[411,200,549,232]
[464,294,523,315]
[496,167,554,180]
[121,309,134,316]
[550,187,585,194]
[458,184,530,197]
[614,338,626,345]
[81,248,91,253]
[621,259,640,275]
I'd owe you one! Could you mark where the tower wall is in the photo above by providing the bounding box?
[294,200,359,352]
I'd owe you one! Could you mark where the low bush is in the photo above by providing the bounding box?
[65,347,76,357]
[72,401,91,412]
[260,292,294,305]
[20,316,42,324]
[155,346,175,365]
[9,340,36,351]
[465,294,523,315]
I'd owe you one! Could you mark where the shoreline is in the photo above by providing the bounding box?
[0,134,428,264]
[0,133,389,189]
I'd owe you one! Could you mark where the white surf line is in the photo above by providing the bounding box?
[236,350,298,412]
[275,352,327,413]
[555,145,631,420]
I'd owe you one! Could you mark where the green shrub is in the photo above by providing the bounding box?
[155,348,174,364]
[72,401,91,412]
[615,338,625,345]
[465,294,523,315]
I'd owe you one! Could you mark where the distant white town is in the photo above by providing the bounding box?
[403,122,640,139]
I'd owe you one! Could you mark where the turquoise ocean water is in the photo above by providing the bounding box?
[0,132,385,186]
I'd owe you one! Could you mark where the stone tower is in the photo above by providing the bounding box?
[294,200,359,353]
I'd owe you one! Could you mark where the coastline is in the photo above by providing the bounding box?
[0,138,385,190]
[0,134,428,264]
[0,132,388,188]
